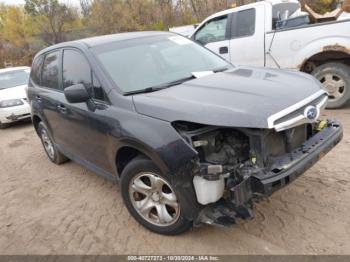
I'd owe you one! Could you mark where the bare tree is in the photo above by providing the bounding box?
[80,0,92,17]
[25,0,76,44]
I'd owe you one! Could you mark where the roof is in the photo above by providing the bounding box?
[0,66,30,74]
[80,31,172,48]
[36,31,174,56]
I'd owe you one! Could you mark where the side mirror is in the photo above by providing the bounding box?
[64,83,90,103]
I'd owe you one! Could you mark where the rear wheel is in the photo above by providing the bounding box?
[38,122,68,165]
[120,157,192,235]
[312,62,350,109]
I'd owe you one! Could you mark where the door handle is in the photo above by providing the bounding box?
[219,46,228,54]
[36,95,42,101]
[57,104,67,114]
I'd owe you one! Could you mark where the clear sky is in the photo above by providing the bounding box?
[0,0,81,7]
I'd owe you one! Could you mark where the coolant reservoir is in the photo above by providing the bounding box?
[193,176,225,205]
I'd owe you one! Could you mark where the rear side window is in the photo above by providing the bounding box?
[231,9,256,38]
[194,16,228,45]
[41,51,60,90]
[30,56,44,85]
[63,49,108,102]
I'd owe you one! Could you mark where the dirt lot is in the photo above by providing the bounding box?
[0,108,349,255]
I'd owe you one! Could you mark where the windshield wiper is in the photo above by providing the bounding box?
[124,75,196,95]
[124,86,167,95]
[213,66,229,73]
[157,75,196,88]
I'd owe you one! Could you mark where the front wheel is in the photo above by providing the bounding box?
[312,62,350,109]
[120,157,192,235]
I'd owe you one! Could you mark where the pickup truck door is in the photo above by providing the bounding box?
[192,15,231,61]
[228,5,265,66]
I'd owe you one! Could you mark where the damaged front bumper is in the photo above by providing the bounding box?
[195,120,343,227]
[252,120,342,195]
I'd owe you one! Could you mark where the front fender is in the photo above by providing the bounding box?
[107,114,198,177]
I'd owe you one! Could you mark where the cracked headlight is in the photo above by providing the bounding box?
[0,99,24,108]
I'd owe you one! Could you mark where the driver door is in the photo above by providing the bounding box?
[193,15,231,62]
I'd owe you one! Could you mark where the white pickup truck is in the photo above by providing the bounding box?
[186,0,350,108]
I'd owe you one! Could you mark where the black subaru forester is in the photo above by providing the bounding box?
[28,31,342,235]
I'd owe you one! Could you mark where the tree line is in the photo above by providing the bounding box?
[0,0,337,67]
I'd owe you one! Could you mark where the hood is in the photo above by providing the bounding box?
[0,85,27,101]
[132,66,325,129]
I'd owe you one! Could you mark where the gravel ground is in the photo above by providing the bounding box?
[0,108,349,255]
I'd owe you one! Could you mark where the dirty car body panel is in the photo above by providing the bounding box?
[28,31,342,232]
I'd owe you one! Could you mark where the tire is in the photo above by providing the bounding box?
[38,122,68,165]
[120,157,192,235]
[312,62,350,109]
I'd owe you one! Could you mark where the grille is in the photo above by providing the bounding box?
[270,93,327,132]
[274,94,326,126]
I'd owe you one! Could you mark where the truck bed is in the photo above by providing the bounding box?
[265,18,350,69]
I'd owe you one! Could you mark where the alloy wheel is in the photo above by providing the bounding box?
[41,129,55,159]
[129,172,180,227]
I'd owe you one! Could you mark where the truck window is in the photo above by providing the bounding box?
[194,16,228,45]
[231,9,256,39]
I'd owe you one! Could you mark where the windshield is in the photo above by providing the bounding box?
[0,69,30,90]
[92,34,230,94]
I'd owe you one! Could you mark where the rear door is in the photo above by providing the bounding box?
[228,5,265,66]
[193,15,231,61]
[36,50,68,143]
[37,49,93,167]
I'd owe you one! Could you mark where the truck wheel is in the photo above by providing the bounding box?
[120,157,192,235]
[38,122,68,165]
[312,62,350,109]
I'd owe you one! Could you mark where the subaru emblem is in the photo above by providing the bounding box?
[304,106,318,121]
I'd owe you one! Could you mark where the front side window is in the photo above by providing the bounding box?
[194,16,228,45]
[63,49,92,91]
[0,69,30,90]
[231,9,256,38]
[63,49,108,102]
[41,51,60,90]
[93,35,230,94]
